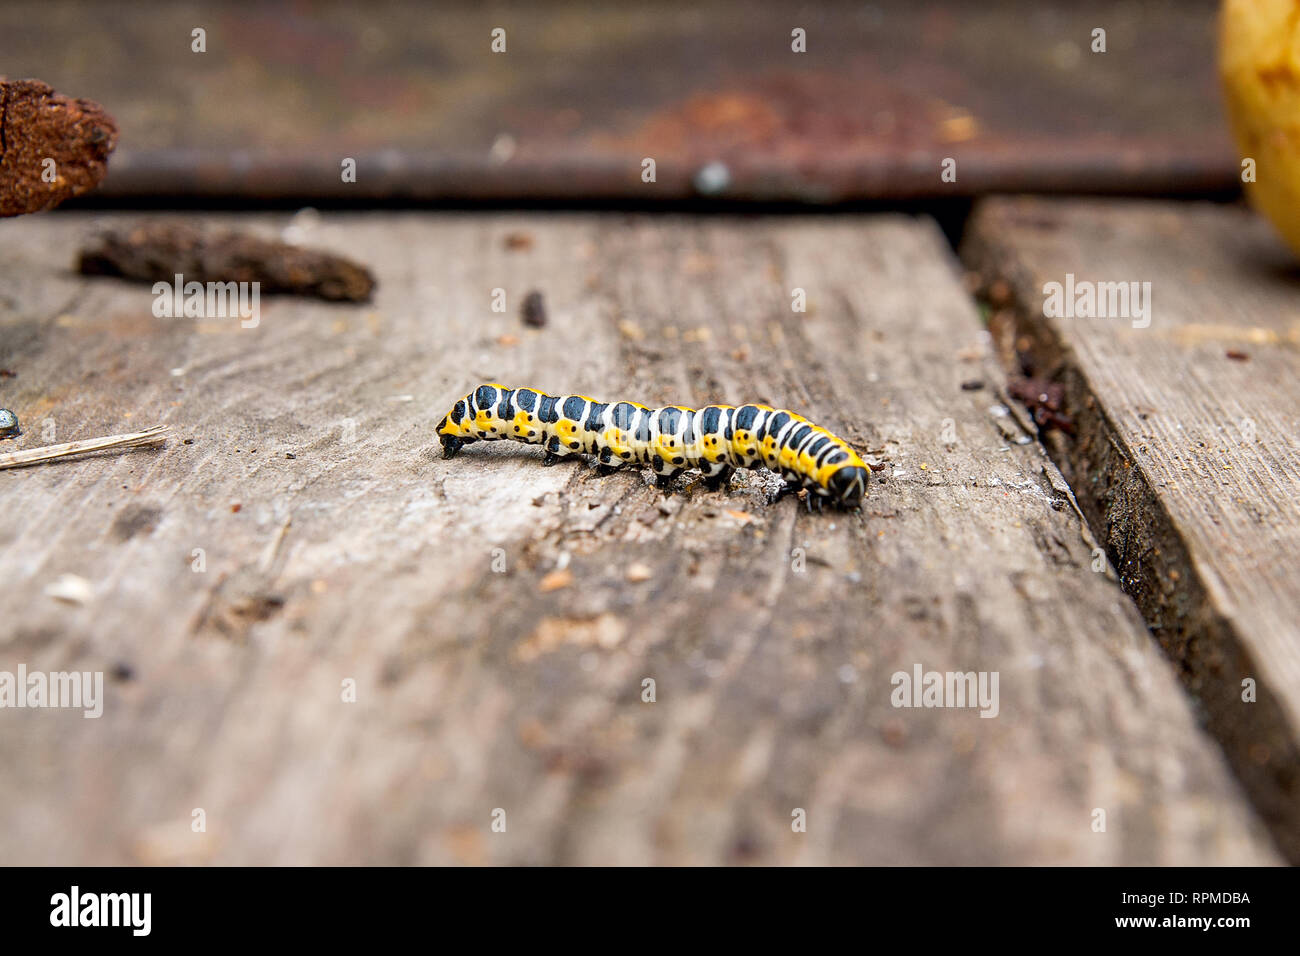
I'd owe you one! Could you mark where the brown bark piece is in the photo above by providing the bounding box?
[0,78,117,216]
[78,221,376,302]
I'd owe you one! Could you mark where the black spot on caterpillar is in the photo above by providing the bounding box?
[435,383,870,509]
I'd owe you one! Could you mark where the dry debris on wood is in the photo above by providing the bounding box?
[78,221,376,302]
[0,78,118,216]
[1007,375,1074,434]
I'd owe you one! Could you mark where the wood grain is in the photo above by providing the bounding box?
[963,197,1300,862]
[0,211,1277,864]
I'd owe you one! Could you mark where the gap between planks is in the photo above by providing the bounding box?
[962,196,1300,863]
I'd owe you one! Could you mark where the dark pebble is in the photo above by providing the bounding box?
[521,290,547,328]
[110,661,135,682]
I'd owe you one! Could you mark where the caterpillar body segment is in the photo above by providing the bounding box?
[436,383,870,509]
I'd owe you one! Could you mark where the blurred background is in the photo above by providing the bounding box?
[1,0,1232,216]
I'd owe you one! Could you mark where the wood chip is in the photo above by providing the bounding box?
[539,568,573,592]
[44,573,94,605]
[515,613,624,661]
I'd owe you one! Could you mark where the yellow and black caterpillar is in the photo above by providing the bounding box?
[436,384,870,510]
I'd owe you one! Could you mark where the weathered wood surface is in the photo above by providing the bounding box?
[0,0,1234,202]
[963,197,1300,863]
[0,212,1278,864]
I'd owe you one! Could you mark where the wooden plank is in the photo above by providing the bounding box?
[962,197,1300,863]
[0,212,1278,864]
[0,0,1233,202]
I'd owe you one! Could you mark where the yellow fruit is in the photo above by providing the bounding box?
[1219,0,1300,257]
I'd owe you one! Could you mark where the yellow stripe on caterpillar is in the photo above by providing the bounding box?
[435,383,869,510]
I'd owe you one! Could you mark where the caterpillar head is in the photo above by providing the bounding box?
[826,465,869,508]
[436,413,465,459]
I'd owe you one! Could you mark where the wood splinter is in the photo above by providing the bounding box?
[0,425,169,471]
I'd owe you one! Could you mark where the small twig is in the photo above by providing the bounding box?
[258,513,293,574]
[0,424,169,470]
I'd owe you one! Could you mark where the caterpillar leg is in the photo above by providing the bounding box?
[701,464,734,493]
[440,435,473,459]
[654,470,686,494]
[770,478,802,504]
[544,448,582,466]
[594,445,624,476]
[543,436,583,466]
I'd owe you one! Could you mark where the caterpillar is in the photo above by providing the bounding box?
[436,383,870,510]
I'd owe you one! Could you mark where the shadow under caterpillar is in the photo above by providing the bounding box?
[436,383,870,511]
